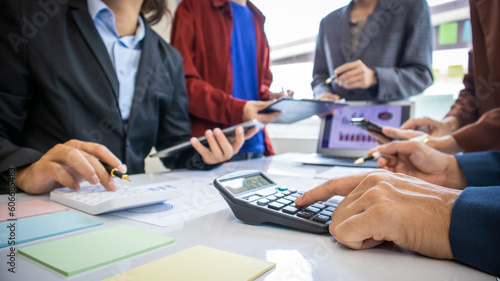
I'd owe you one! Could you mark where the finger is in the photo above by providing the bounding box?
[204,129,223,159]
[382,127,422,140]
[400,118,432,132]
[45,162,81,190]
[258,112,281,124]
[230,126,245,153]
[376,140,425,158]
[81,151,116,191]
[212,128,234,160]
[334,60,360,76]
[244,127,259,140]
[336,68,364,84]
[68,140,126,173]
[189,137,210,156]
[295,173,369,207]
[331,211,385,250]
[48,144,100,186]
[342,76,366,89]
[320,93,340,101]
[367,130,392,144]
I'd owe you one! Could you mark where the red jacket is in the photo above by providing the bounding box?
[171,0,275,155]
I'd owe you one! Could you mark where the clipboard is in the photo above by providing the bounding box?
[150,119,265,158]
[258,99,347,124]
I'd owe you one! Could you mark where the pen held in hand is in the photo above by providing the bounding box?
[100,161,130,181]
[325,74,337,84]
[354,151,381,165]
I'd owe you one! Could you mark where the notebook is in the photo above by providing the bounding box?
[295,100,414,167]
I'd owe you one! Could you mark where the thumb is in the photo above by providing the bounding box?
[383,127,422,140]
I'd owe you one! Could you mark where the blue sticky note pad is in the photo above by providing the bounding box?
[0,211,102,248]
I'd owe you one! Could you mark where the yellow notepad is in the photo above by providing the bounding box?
[104,245,275,281]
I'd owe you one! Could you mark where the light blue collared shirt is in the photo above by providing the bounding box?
[87,0,145,120]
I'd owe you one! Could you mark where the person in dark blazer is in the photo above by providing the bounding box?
[0,0,256,194]
[311,0,433,101]
[296,140,500,276]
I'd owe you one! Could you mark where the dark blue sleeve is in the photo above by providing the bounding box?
[455,151,500,186]
[449,186,500,276]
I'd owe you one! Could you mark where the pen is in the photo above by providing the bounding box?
[354,151,381,165]
[100,161,131,181]
[354,134,430,164]
[325,74,337,84]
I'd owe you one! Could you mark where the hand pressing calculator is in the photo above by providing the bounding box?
[214,170,343,233]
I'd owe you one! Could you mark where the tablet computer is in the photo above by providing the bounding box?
[258,99,347,124]
[150,119,265,158]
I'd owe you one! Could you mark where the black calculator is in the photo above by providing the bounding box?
[213,170,342,233]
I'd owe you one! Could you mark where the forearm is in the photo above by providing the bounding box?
[451,108,500,153]
[374,65,433,100]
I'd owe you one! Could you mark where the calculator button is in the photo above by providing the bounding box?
[257,199,270,206]
[288,189,297,193]
[277,198,292,205]
[312,203,327,210]
[282,206,299,214]
[268,202,285,210]
[324,201,339,208]
[275,193,284,198]
[305,206,321,213]
[266,195,277,201]
[297,211,315,219]
[325,207,336,212]
[246,195,261,202]
[278,186,288,191]
[313,215,330,223]
[284,195,297,201]
[255,188,277,197]
[320,210,333,217]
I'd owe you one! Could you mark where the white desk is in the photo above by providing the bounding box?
[0,153,495,280]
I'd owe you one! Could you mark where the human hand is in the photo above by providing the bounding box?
[369,126,426,144]
[319,93,341,101]
[334,60,377,89]
[370,127,463,154]
[191,126,254,165]
[15,140,126,194]
[401,116,459,137]
[295,170,461,259]
[269,89,294,100]
[243,100,281,124]
[369,141,467,189]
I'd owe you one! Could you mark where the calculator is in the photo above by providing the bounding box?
[213,170,342,233]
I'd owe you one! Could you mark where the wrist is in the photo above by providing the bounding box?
[429,135,462,154]
[444,155,467,190]
[442,116,459,133]
[370,69,378,87]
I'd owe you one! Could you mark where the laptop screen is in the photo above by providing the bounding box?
[319,102,412,153]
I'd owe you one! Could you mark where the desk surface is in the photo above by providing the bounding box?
[0,153,494,281]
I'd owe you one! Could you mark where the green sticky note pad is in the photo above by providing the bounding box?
[18,225,175,276]
[103,245,276,281]
[439,22,458,45]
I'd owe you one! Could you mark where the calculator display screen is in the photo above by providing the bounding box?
[221,174,273,195]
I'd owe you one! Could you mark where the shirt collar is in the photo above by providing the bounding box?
[87,0,108,20]
[87,0,145,48]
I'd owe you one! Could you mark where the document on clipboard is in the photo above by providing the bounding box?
[150,119,265,158]
[258,98,347,124]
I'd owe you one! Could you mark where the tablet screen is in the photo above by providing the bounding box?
[321,104,411,150]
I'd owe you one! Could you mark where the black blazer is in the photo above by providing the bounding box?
[0,0,214,191]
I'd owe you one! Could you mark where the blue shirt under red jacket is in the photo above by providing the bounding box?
[451,151,500,276]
